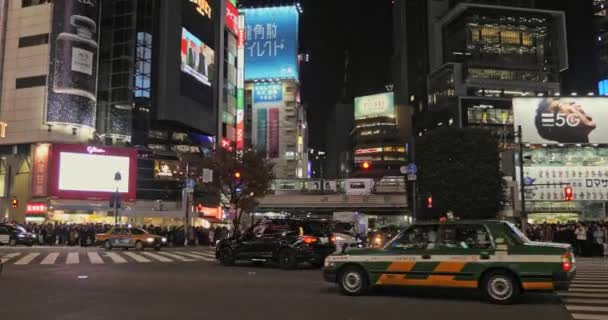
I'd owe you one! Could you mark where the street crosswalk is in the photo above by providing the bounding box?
[0,250,217,266]
[560,258,608,320]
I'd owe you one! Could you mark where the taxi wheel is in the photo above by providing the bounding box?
[219,248,235,266]
[482,270,521,304]
[104,241,112,251]
[339,266,369,296]
[135,241,144,251]
[277,249,297,270]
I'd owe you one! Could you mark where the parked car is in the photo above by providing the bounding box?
[323,220,576,304]
[0,224,35,246]
[216,219,336,269]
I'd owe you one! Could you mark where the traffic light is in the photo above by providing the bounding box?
[427,195,433,209]
[361,161,371,170]
[234,171,241,179]
[11,197,18,209]
[564,186,573,201]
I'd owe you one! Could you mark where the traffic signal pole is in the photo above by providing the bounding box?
[517,125,527,232]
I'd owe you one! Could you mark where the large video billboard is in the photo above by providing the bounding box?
[48,144,138,201]
[355,92,395,120]
[514,97,608,144]
[181,28,214,87]
[46,0,100,128]
[242,6,299,80]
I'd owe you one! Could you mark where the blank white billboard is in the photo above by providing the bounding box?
[58,152,131,193]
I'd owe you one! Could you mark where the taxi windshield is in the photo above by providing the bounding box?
[505,222,530,243]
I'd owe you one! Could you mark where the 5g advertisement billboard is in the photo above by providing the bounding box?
[46,0,100,128]
[514,97,608,144]
[355,92,395,120]
[242,6,299,80]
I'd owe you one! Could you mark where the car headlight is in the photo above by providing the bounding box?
[18,234,25,238]
[146,237,155,243]
[31,234,36,238]
[324,260,335,267]
[161,237,167,243]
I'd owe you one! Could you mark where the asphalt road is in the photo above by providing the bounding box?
[0,248,573,320]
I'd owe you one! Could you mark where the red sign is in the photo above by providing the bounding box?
[236,123,244,150]
[26,203,47,215]
[226,1,238,35]
[32,144,50,197]
[355,148,382,155]
[221,138,233,151]
[238,28,245,49]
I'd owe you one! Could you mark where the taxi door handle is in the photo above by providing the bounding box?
[480,254,490,260]
[422,255,431,260]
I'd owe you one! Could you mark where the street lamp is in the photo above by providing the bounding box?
[113,172,122,226]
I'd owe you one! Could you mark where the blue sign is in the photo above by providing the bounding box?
[243,6,299,80]
[406,163,417,175]
[599,79,608,96]
[254,82,283,103]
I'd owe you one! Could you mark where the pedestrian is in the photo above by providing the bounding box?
[575,224,587,256]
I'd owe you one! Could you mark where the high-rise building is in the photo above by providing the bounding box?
[239,4,308,179]
[594,0,608,95]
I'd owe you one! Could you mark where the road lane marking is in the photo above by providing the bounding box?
[0,252,21,262]
[559,292,608,298]
[571,313,608,320]
[123,252,151,263]
[562,298,608,305]
[157,252,194,262]
[178,252,216,261]
[40,253,60,265]
[88,252,104,264]
[66,252,79,264]
[105,252,127,264]
[571,284,608,288]
[567,305,608,312]
[188,251,216,259]
[14,253,40,265]
[570,288,608,293]
[141,252,173,262]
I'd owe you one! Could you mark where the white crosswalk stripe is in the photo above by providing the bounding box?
[562,259,608,320]
[40,253,60,265]
[140,252,173,262]
[105,252,128,264]
[88,252,104,264]
[123,252,151,263]
[14,253,40,265]
[0,250,217,266]
[66,252,79,264]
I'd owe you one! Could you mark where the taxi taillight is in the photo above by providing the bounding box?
[562,252,573,272]
[302,235,318,244]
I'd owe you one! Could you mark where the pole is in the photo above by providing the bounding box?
[412,180,417,222]
[114,188,119,226]
[518,125,527,232]
[320,154,324,194]
[184,162,190,246]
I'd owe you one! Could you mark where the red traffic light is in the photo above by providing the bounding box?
[427,195,433,208]
[361,161,371,170]
[564,186,573,201]
[11,197,18,209]
[234,172,241,179]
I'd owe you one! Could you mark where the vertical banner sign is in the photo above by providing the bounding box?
[32,144,50,197]
[256,109,268,157]
[47,0,100,128]
[268,108,279,158]
[225,1,238,35]
[236,15,245,151]
[242,6,299,80]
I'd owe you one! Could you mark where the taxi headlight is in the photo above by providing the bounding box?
[324,259,335,267]
[161,237,167,243]
[146,237,155,243]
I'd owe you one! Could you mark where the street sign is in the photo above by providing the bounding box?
[400,166,407,175]
[407,174,417,181]
[406,163,417,174]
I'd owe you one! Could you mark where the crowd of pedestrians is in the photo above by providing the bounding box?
[525,222,608,257]
[2,221,230,247]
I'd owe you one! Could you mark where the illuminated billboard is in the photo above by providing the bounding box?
[254,82,283,103]
[46,0,100,128]
[355,92,395,120]
[48,144,137,201]
[513,97,608,144]
[242,6,299,80]
[181,28,214,87]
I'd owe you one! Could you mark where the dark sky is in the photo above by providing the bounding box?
[299,0,394,149]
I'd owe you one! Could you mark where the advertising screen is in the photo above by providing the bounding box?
[254,82,283,103]
[355,93,395,120]
[48,144,137,201]
[226,1,238,35]
[181,28,214,87]
[46,0,100,128]
[242,6,299,80]
[514,97,608,144]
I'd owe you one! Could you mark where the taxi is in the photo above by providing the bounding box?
[96,227,166,251]
[323,220,575,304]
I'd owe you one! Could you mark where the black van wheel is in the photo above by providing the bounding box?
[339,266,369,296]
[277,249,297,270]
[104,240,112,251]
[219,248,235,266]
[482,270,521,304]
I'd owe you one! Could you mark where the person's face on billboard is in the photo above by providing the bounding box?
[535,99,597,143]
[546,100,596,129]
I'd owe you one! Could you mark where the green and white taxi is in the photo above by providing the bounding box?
[323,220,575,304]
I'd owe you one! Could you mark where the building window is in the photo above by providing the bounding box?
[15,75,46,89]
[135,32,152,98]
[18,34,49,48]
[22,0,51,7]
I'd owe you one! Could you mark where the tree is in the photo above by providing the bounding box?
[416,127,505,220]
[201,149,274,231]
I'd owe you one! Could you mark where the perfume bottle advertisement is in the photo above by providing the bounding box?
[46,0,100,129]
